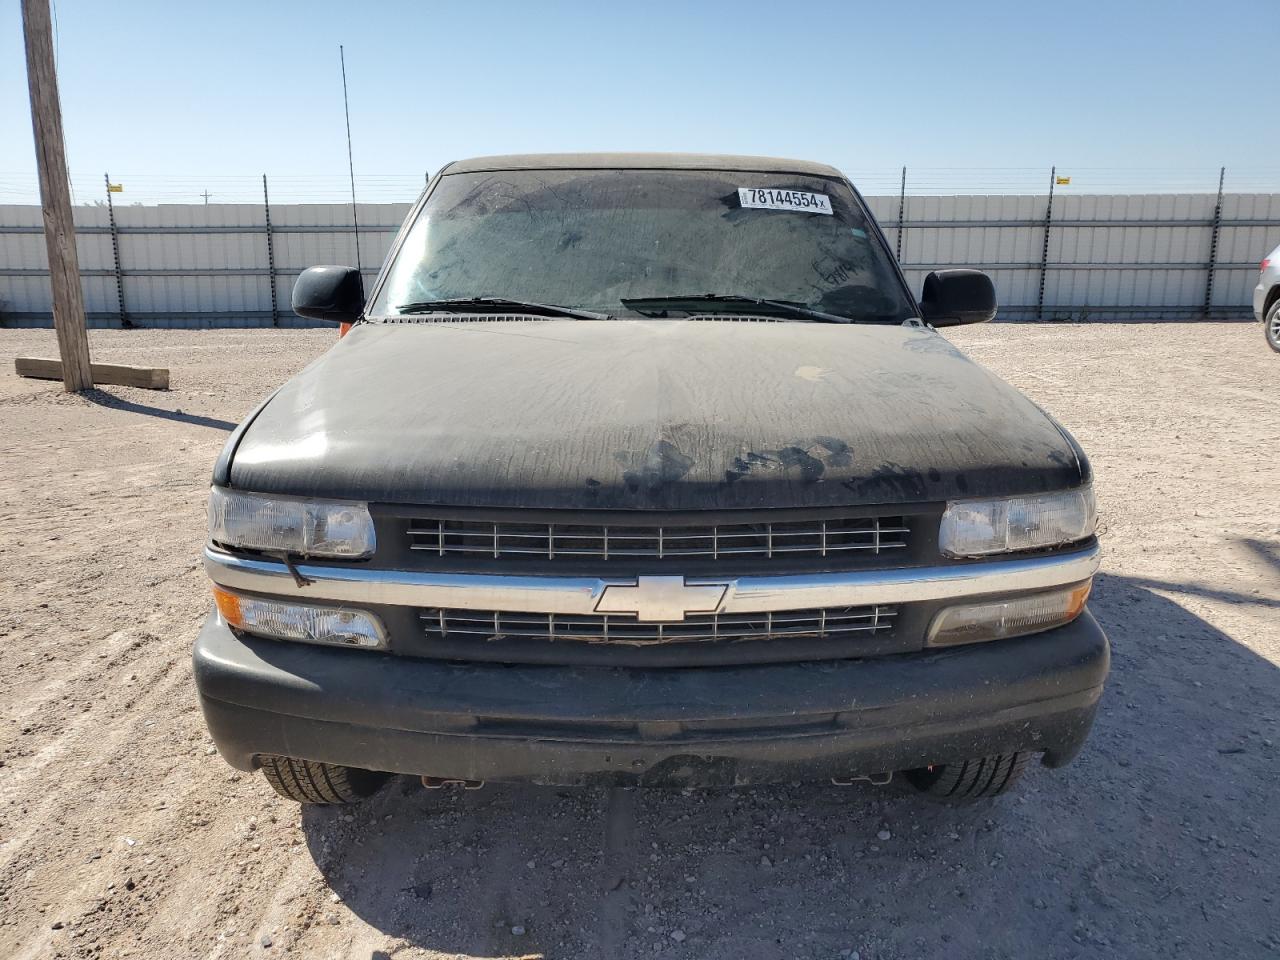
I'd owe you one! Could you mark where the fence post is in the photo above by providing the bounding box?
[1036,166,1057,321]
[1203,166,1225,320]
[263,174,278,327]
[104,172,130,328]
[895,166,907,262]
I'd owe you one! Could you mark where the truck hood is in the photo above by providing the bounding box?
[225,320,1086,510]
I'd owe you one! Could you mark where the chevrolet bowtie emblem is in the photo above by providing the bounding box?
[595,576,729,622]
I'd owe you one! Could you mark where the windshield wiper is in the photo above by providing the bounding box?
[394,297,611,321]
[619,294,871,325]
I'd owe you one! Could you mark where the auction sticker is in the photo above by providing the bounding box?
[738,187,832,214]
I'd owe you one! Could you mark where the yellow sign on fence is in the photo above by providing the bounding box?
[1055,176,1071,185]
[107,183,123,193]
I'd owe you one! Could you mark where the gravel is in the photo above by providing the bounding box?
[1,322,1277,959]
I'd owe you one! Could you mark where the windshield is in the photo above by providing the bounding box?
[370,168,915,322]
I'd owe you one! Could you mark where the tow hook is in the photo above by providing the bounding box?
[831,772,893,787]
[421,775,485,790]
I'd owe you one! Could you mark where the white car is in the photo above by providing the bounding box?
[1252,242,1280,352]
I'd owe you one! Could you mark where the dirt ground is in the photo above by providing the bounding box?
[0,321,1277,960]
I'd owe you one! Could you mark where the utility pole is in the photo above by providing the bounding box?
[1036,166,1057,322]
[104,173,129,328]
[895,165,907,262]
[201,189,211,205]
[1203,166,1226,319]
[22,0,93,391]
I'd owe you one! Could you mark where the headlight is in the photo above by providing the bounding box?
[213,586,387,649]
[208,487,375,558]
[927,582,1091,647]
[939,486,1095,557]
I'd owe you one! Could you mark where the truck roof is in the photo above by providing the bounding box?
[444,152,844,178]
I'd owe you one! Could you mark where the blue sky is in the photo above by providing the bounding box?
[2,0,1275,203]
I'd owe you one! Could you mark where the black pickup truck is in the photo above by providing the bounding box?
[195,153,1106,804]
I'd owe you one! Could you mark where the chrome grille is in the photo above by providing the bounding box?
[419,605,896,647]
[407,516,910,561]
[686,314,787,323]
[383,314,788,324]
[384,314,559,324]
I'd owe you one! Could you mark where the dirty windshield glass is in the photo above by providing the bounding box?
[370,168,914,322]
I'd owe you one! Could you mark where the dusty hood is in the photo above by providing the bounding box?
[224,320,1086,510]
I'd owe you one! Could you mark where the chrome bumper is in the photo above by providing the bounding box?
[203,543,1100,616]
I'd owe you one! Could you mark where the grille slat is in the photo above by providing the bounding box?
[407,515,910,562]
[404,543,902,558]
[418,528,909,542]
[419,605,896,647]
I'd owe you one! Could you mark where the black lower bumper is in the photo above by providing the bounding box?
[193,611,1108,787]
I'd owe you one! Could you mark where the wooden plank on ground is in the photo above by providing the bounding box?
[15,357,169,390]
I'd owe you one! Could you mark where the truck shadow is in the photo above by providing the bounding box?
[301,573,1280,959]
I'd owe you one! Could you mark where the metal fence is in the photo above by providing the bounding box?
[866,190,1280,320]
[3,185,1279,327]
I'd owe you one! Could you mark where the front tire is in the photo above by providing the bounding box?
[903,752,1031,802]
[1266,300,1280,353]
[259,755,389,804]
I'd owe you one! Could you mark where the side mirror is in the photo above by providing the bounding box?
[919,269,997,326]
[292,265,364,323]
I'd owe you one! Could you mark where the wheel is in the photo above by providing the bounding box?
[259,755,389,804]
[902,752,1031,802]
[1266,299,1280,353]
